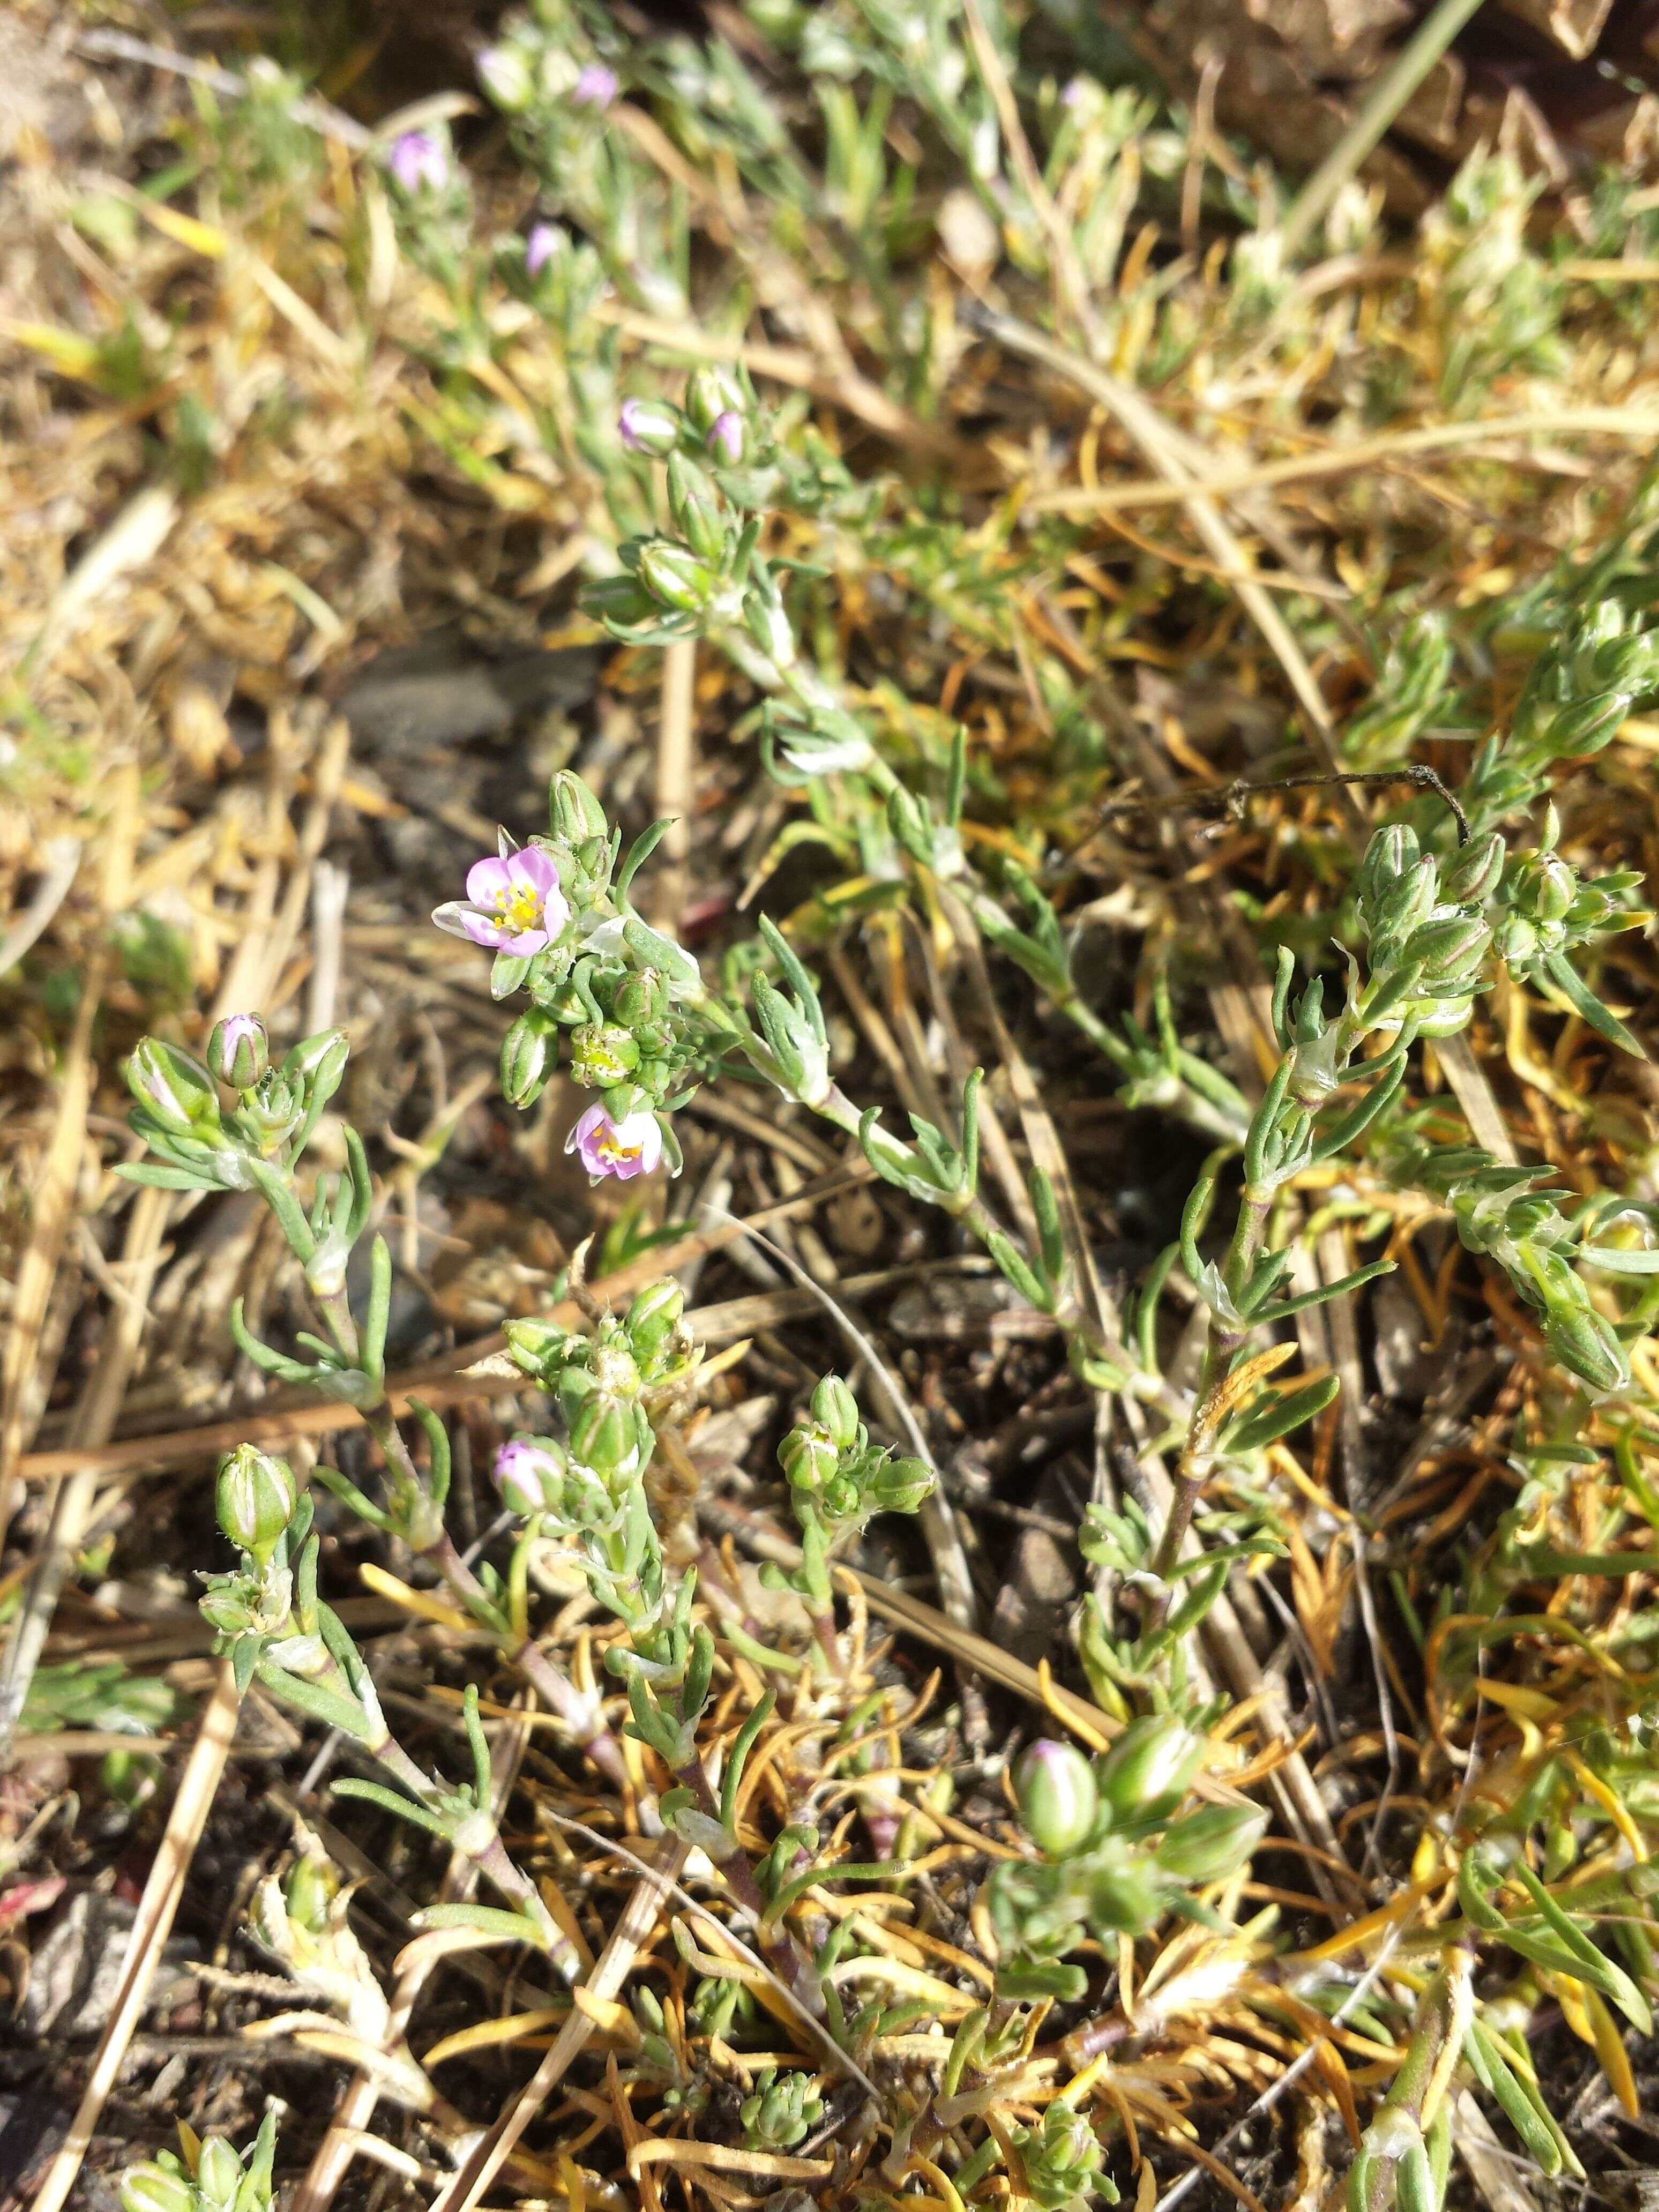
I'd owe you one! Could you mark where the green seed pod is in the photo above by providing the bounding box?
[216,1445,296,1561]
[1015,1739,1100,1856]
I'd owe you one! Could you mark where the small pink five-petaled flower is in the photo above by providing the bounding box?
[434,847,570,955]
[566,1102,662,1181]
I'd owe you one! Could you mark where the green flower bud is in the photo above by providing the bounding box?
[500,1009,558,1109]
[810,1374,860,1451]
[613,969,668,1027]
[196,2139,243,2209]
[617,398,683,457]
[780,1421,840,1494]
[121,2165,196,2212]
[684,364,746,435]
[503,1313,580,1379]
[216,1446,296,1561]
[207,1014,269,1092]
[548,769,610,843]
[1154,1802,1268,1883]
[1442,832,1505,905]
[665,453,727,566]
[284,1851,338,1933]
[1015,1739,1100,1856]
[867,1452,935,1516]
[127,1038,221,1133]
[1096,1713,1205,1826]
[570,1396,651,1482]
[637,541,716,615]
[626,1278,685,1355]
[282,1028,348,1086]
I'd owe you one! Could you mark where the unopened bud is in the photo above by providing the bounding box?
[494,1437,565,1516]
[637,541,715,614]
[571,1022,640,1087]
[684,365,745,435]
[1155,1802,1268,1882]
[618,398,683,457]
[216,1445,296,1560]
[207,1013,268,1091]
[548,769,610,844]
[477,43,534,109]
[706,410,746,465]
[1015,1739,1099,1856]
[779,1422,839,1494]
[501,1010,558,1108]
[626,1277,685,1355]
[810,1374,860,1450]
[121,2169,195,2212]
[1096,1713,1205,1825]
[127,1038,221,1133]
[196,2139,243,2208]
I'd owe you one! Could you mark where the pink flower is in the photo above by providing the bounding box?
[433,845,570,954]
[525,222,562,276]
[566,1102,663,1181]
[573,64,619,109]
[494,1437,564,1515]
[388,130,447,195]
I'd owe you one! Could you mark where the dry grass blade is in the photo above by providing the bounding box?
[26,1664,242,2212]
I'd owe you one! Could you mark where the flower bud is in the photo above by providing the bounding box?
[742,577,795,668]
[494,1437,566,1516]
[570,1394,651,1482]
[1096,1713,1205,1826]
[501,1009,558,1108]
[1015,1739,1099,1856]
[121,2167,195,2212]
[666,453,727,565]
[810,1374,860,1450]
[196,2139,243,2209]
[548,769,610,845]
[127,1038,221,1133]
[868,1452,935,1516]
[613,969,668,1027]
[618,398,683,457]
[706,410,746,465]
[207,1013,268,1092]
[637,541,715,614]
[216,1446,296,1560]
[477,43,534,109]
[1442,831,1504,905]
[779,1421,840,1494]
[626,1277,685,1355]
[504,1315,577,1379]
[1154,1802,1268,1882]
[684,365,745,435]
[284,1851,338,1933]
